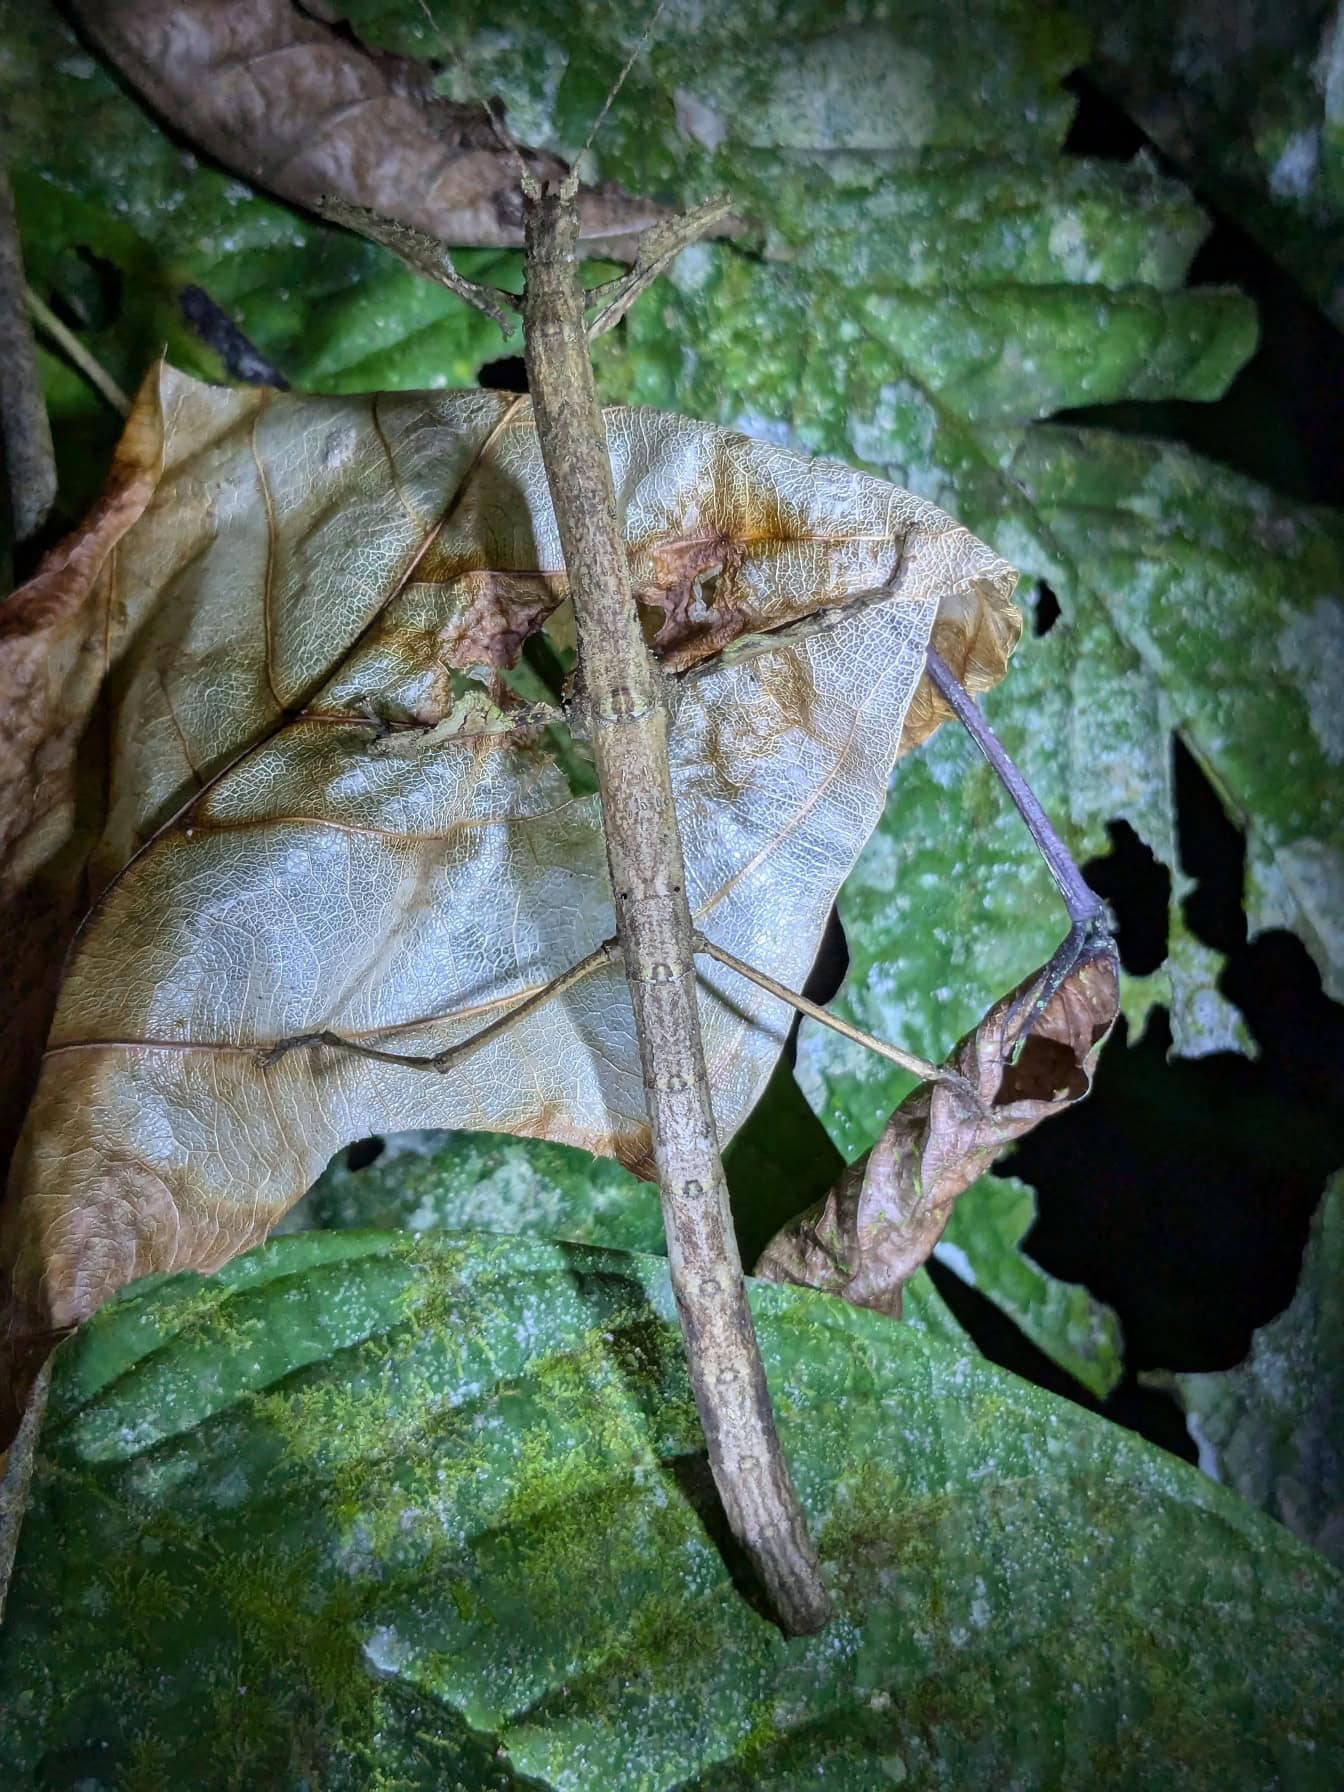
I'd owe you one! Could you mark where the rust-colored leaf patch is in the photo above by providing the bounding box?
[755,949,1119,1317]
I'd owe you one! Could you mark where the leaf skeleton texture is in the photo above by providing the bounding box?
[0,365,1019,1337]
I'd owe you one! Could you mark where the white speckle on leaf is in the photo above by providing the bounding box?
[363,1625,413,1676]
[971,1577,990,1628]
[673,88,727,152]
[321,427,359,472]
[1268,129,1321,199]
[1186,1411,1224,1481]
[1278,598,1344,766]
[210,1465,250,1508]
[933,1239,976,1286]
[667,242,715,295]
[1047,214,1103,284]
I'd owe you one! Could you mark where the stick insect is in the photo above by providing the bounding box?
[292,43,1116,1637]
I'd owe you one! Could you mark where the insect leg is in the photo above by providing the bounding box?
[924,646,1116,1054]
[260,937,621,1071]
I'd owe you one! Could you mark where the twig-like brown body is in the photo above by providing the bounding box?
[521,183,831,1635]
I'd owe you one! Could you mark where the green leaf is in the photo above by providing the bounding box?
[282,1131,665,1256]
[275,1090,970,1348]
[798,431,1344,1156]
[2,1231,1340,1788]
[1071,0,1344,330]
[936,1174,1124,1399]
[0,4,524,521]
[1122,907,1257,1060]
[1150,1171,1344,1568]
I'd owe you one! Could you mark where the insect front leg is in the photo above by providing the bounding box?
[925,645,1117,1055]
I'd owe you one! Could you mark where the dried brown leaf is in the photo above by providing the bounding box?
[0,366,1018,1402]
[755,950,1120,1316]
[0,382,165,1181]
[69,0,663,254]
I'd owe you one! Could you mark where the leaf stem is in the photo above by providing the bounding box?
[24,285,130,417]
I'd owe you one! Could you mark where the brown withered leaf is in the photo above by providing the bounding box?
[68,0,662,255]
[0,395,166,1181]
[0,364,1018,1365]
[754,950,1119,1317]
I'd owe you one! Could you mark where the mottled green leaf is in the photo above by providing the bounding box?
[2,1231,1340,1789]
[282,1131,664,1256]
[797,436,1344,1160]
[935,1175,1123,1399]
[278,1090,967,1344]
[1125,917,1261,1053]
[1072,0,1344,328]
[1151,1171,1344,1568]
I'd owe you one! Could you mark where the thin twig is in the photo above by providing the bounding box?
[25,286,130,416]
[0,169,57,542]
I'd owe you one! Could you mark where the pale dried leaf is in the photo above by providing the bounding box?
[755,950,1119,1316]
[68,0,662,254]
[0,365,1017,1357]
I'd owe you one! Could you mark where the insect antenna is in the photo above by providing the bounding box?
[413,0,528,185]
[578,0,668,167]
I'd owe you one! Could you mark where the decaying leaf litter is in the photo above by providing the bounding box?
[0,0,1125,1641]
[758,950,1119,1318]
[0,0,1340,1763]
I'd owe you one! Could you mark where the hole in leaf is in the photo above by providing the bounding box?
[1011,1006,1343,1373]
[781,905,848,1070]
[345,1136,385,1172]
[799,905,849,1008]
[1173,736,1244,954]
[521,630,569,700]
[925,1254,1199,1461]
[1009,742,1344,1417]
[1054,77,1344,506]
[1060,72,1149,161]
[45,245,124,334]
[1082,820,1170,975]
[1174,739,1344,1099]
[478,355,528,393]
[1032,580,1061,637]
